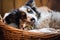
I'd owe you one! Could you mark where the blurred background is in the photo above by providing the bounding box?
[0,0,60,16]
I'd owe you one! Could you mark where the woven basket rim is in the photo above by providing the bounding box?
[0,24,60,38]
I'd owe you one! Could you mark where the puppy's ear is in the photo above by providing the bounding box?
[25,0,35,7]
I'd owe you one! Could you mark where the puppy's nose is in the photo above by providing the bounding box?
[30,18,35,22]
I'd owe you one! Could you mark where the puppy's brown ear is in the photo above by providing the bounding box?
[25,0,35,7]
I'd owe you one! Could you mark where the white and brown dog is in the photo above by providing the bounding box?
[3,0,60,30]
[3,0,40,30]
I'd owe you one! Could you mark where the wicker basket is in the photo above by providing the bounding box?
[0,25,60,40]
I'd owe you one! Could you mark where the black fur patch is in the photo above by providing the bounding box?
[5,9,27,28]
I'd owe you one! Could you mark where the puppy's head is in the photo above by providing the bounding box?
[18,0,38,29]
[19,6,38,22]
[3,0,38,30]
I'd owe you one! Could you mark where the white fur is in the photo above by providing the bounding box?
[29,28,58,33]
[3,13,10,23]
[35,6,60,29]
[35,7,52,29]
[52,11,60,22]
[3,13,10,19]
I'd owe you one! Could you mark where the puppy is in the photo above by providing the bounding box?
[3,0,39,30]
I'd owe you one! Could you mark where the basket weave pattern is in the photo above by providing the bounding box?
[0,25,60,40]
[2,29,23,40]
